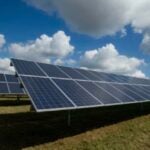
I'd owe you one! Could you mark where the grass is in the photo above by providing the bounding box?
[0,97,149,150]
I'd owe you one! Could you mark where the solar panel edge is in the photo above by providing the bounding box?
[11,58,150,82]
[12,59,150,85]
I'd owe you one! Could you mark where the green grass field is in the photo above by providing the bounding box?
[0,97,150,150]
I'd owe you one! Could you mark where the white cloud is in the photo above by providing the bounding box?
[141,33,150,54]
[0,58,15,74]
[80,43,146,78]
[24,0,54,13]
[131,70,146,78]
[120,28,127,38]
[54,58,76,66]
[0,34,6,48]
[24,0,131,37]
[53,59,64,65]
[24,0,150,38]
[9,31,74,63]
[130,0,150,32]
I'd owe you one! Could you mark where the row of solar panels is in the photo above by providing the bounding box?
[0,74,25,95]
[11,59,150,112]
[11,59,150,85]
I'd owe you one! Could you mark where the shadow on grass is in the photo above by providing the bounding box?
[0,102,150,150]
[0,100,30,106]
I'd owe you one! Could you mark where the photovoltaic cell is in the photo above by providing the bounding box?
[53,79,101,106]
[21,76,74,110]
[38,63,69,78]
[78,81,119,104]
[11,59,45,76]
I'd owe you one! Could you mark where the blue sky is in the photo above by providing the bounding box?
[0,0,150,78]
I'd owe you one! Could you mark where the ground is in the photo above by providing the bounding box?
[0,97,150,150]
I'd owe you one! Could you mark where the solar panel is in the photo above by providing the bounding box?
[95,82,135,103]
[8,83,24,94]
[21,76,74,111]
[124,85,150,100]
[137,86,150,95]
[0,74,5,82]
[11,58,150,112]
[77,81,120,104]
[107,74,128,83]
[58,66,88,80]
[0,83,9,93]
[75,69,100,81]
[89,71,114,82]
[0,74,25,95]
[11,58,45,76]
[5,74,18,83]
[38,63,69,78]
[53,79,101,106]
[112,84,144,102]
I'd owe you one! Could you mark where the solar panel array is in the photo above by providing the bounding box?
[0,73,25,95]
[11,58,150,112]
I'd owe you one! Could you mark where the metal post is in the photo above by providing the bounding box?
[67,110,71,126]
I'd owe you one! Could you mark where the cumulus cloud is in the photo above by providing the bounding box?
[54,58,76,66]
[0,58,15,74]
[141,33,150,54]
[0,34,6,48]
[9,31,74,63]
[80,43,146,78]
[24,0,132,37]
[24,0,150,38]
[130,0,150,32]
